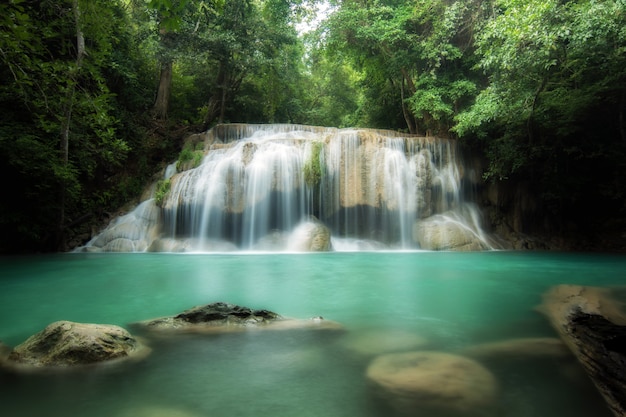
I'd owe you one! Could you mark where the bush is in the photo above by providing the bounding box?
[154,179,171,207]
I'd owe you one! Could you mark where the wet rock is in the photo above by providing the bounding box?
[413,212,489,251]
[338,328,429,356]
[287,218,332,252]
[133,302,343,334]
[461,337,570,362]
[538,285,626,417]
[0,340,10,362]
[366,351,498,417]
[3,321,149,369]
[147,238,237,252]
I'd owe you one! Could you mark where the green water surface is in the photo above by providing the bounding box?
[0,251,625,417]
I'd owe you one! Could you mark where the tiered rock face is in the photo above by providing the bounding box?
[82,124,495,252]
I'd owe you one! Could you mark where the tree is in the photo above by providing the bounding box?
[323,0,483,134]
[454,0,626,232]
[0,0,152,252]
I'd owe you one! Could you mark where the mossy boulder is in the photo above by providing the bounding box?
[3,321,149,370]
[133,302,342,334]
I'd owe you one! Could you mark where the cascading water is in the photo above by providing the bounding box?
[81,124,496,252]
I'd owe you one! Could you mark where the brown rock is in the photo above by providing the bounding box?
[462,337,570,362]
[366,351,498,416]
[4,321,149,369]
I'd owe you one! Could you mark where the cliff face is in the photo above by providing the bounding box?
[473,168,626,252]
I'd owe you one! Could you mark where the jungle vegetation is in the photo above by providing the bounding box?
[1,0,624,252]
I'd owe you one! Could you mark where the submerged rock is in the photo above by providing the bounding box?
[461,337,570,362]
[117,406,202,417]
[133,302,342,334]
[366,351,498,417]
[338,328,429,356]
[3,321,149,369]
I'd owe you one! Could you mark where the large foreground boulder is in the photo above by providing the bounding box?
[3,321,149,369]
[538,285,626,417]
[133,302,342,334]
[366,351,498,417]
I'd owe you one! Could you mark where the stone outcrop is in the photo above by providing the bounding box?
[147,237,238,252]
[3,321,149,369]
[538,285,626,417]
[82,200,160,252]
[366,351,498,416]
[287,218,332,252]
[413,212,489,251]
[0,340,10,362]
[133,302,342,334]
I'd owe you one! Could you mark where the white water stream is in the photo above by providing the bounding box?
[82,124,495,252]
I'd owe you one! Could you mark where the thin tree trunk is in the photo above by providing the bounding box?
[528,77,548,146]
[58,0,86,250]
[154,59,172,120]
[400,73,417,134]
[619,91,626,143]
[204,61,227,128]
[218,73,228,123]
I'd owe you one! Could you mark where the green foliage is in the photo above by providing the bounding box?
[154,178,171,207]
[303,141,324,187]
[0,0,164,252]
[2,0,625,250]
[176,145,204,171]
[322,0,484,133]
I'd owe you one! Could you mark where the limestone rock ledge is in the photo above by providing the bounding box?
[133,302,343,334]
[2,321,149,370]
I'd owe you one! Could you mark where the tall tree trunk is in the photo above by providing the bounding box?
[400,70,417,134]
[619,91,626,143]
[154,59,172,120]
[203,61,228,129]
[528,77,548,146]
[57,0,86,250]
[218,72,228,124]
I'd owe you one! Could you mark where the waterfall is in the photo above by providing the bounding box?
[81,124,497,252]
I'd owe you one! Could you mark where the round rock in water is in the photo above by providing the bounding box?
[366,351,498,417]
[5,320,149,369]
